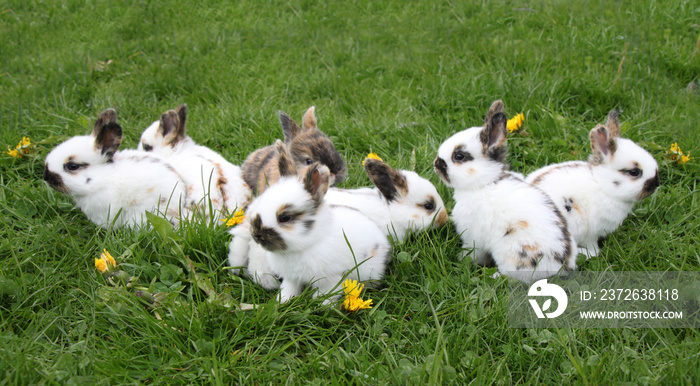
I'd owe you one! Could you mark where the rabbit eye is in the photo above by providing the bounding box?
[305,158,313,165]
[63,161,86,172]
[452,150,473,163]
[142,144,153,152]
[623,168,642,178]
[278,214,292,223]
[423,201,435,211]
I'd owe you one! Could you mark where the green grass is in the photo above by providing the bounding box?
[1,0,699,384]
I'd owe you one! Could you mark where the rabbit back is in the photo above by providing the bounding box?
[452,175,576,282]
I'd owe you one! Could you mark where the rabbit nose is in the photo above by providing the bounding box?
[433,157,449,182]
[43,165,67,193]
[638,171,660,200]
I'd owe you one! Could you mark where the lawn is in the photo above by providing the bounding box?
[1,0,699,384]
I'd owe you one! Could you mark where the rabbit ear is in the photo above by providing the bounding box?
[176,103,187,135]
[589,125,616,164]
[301,106,317,131]
[483,100,505,126]
[92,108,118,136]
[480,112,508,162]
[94,122,123,157]
[364,158,408,202]
[275,140,297,177]
[303,164,330,206]
[279,111,301,143]
[160,106,186,145]
[606,109,621,139]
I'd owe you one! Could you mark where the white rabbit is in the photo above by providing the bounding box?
[228,157,448,290]
[525,110,660,257]
[239,140,390,302]
[434,100,577,283]
[43,108,189,228]
[325,158,449,242]
[138,103,251,219]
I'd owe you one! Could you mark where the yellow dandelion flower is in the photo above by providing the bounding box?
[221,208,246,227]
[342,279,373,312]
[362,153,383,166]
[344,296,373,312]
[668,142,691,164]
[6,136,34,158]
[95,249,117,273]
[101,249,117,268]
[95,258,108,273]
[507,113,524,133]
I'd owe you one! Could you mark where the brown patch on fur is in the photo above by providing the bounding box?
[303,164,329,206]
[606,109,621,139]
[95,122,123,157]
[364,159,408,202]
[251,214,287,251]
[279,111,302,143]
[328,204,362,213]
[241,146,278,195]
[275,204,305,230]
[301,106,317,130]
[91,108,118,136]
[563,197,582,215]
[289,129,346,183]
[451,145,474,164]
[515,243,544,269]
[529,163,589,186]
[553,206,573,265]
[276,140,297,178]
[523,243,539,252]
[43,165,68,194]
[481,112,508,162]
[638,171,660,200]
[208,161,229,212]
[433,157,449,183]
[159,104,187,147]
[505,221,529,236]
[589,125,614,164]
[435,209,448,227]
[146,187,155,194]
[483,100,505,125]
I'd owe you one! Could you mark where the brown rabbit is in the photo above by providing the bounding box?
[241,107,347,195]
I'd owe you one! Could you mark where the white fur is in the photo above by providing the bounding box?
[138,116,251,220]
[44,136,189,228]
[324,169,448,241]
[246,171,390,303]
[435,107,577,283]
[526,132,659,257]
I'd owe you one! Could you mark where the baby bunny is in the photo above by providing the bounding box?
[241,107,347,196]
[243,140,390,302]
[138,104,251,218]
[325,158,449,242]
[525,110,660,257]
[43,108,189,228]
[228,157,447,290]
[434,100,577,283]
